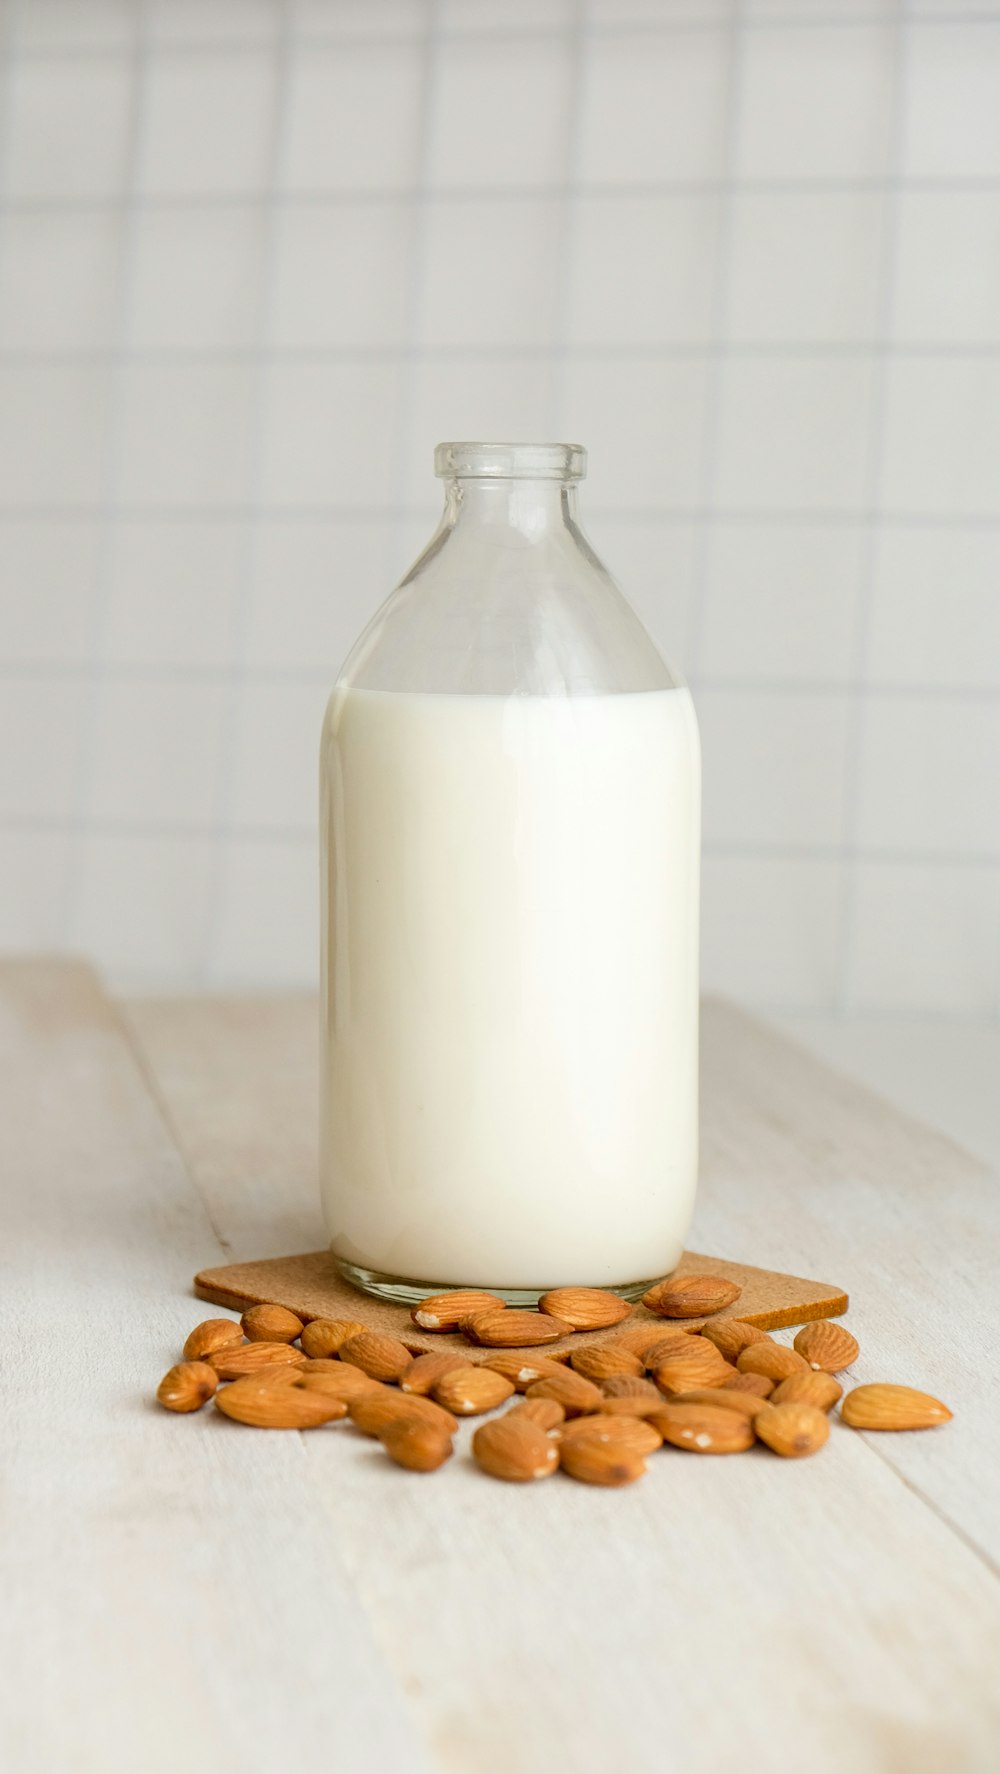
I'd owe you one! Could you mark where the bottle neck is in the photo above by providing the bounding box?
[442,476,579,539]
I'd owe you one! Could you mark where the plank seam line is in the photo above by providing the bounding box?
[859,1435,1000,1585]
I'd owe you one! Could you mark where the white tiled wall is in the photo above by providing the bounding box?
[0,0,998,1018]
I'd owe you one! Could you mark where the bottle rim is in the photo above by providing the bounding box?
[434,441,587,483]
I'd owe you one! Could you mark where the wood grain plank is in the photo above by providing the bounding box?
[125,989,1000,1774]
[0,962,425,1774]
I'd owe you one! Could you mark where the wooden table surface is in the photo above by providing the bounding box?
[3,959,998,1774]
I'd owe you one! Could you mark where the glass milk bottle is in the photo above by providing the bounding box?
[320,443,700,1303]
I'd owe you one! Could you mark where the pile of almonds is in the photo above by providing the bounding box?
[155,1275,952,1486]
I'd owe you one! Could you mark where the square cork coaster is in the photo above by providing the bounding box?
[194,1248,849,1358]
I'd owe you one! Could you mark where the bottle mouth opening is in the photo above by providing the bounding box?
[434,442,586,483]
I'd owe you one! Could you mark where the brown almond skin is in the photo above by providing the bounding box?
[208,1341,306,1381]
[349,1386,458,1438]
[755,1402,830,1458]
[400,1351,470,1396]
[182,1319,243,1362]
[736,1342,808,1383]
[727,1370,774,1399]
[569,1344,644,1383]
[215,1375,347,1428]
[410,1290,506,1333]
[339,1331,413,1383]
[670,1386,770,1422]
[559,1439,646,1486]
[537,1288,631,1330]
[643,1331,706,1368]
[473,1415,560,1482]
[841,1384,952,1431]
[507,1397,565,1432]
[558,1413,662,1455]
[241,1303,304,1344]
[157,1361,218,1413]
[793,1321,860,1373]
[432,1366,516,1416]
[299,1318,367,1359]
[653,1345,736,1395]
[462,1309,573,1348]
[614,1323,694,1360]
[379,1418,453,1472]
[771,1372,843,1412]
[480,1351,569,1391]
[699,1319,770,1363]
[601,1374,662,1401]
[650,1401,755,1453]
[297,1363,382,1401]
[526,1370,604,1417]
[642,1274,742,1319]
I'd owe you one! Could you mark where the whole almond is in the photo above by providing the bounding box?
[411,1290,506,1332]
[241,1303,304,1344]
[480,1351,569,1390]
[727,1370,774,1398]
[379,1418,453,1472]
[559,1438,646,1487]
[699,1319,770,1362]
[339,1331,413,1383]
[526,1370,604,1417]
[215,1375,347,1428]
[300,1318,367,1359]
[156,1360,218,1413]
[670,1386,769,1422]
[771,1372,843,1412]
[182,1318,243,1362]
[642,1273,742,1319]
[558,1414,662,1455]
[653,1344,736,1395]
[793,1321,860,1373]
[601,1374,662,1401]
[569,1344,644,1383]
[400,1351,470,1396]
[507,1397,565,1432]
[298,1363,382,1401]
[841,1384,952,1431]
[462,1310,573,1348]
[208,1341,306,1381]
[736,1342,808,1383]
[432,1366,515,1416]
[651,1401,755,1453]
[537,1288,631,1330]
[643,1330,710,1368]
[755,1402,830,1458]
[473,1415,559,1482]
[349,1386,458,1438]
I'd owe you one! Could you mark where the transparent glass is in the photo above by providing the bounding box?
[320,442,701,1303]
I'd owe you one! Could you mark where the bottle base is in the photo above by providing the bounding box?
[335,1257,659,1307]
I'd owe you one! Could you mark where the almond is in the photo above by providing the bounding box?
[480,1351,569,1390]
[558,1414,662,1455]
[652,1344,736,1395]
[841,1384,952,1431]
[650,1401,754,1453]
[506,1397,565,1433]
[642,1273,742,1319]
[182,1318,243,1362]
[670,1386,769,1422]
[601,1374,662,1401]
[643,1330,709,1368]
[611,1322,693,1360]
[727,1371,774,1399]
[208,1341,306,1381]
[526,1370,604,1417]
[156,1360,218,1413]
[771,1372,843,1412]
[736,1342,808,1383]
[793,1321,860,1373]
[240,1303,304,1344]
[569,1344,644,1383]
[400,1351,470,1396]
[559,1438,646,1487]
[537,1288,631,1330]
[299,1318,367,1359]
[473,1415,559,1482]
[754,1402,829,1458]
[297,1363,382,1401]
[432,1366,515,1416]
[461,1309,573,1347]
[349,1386,458,1438]
[410,1290,506,1333]
[339,1331,413,1383]
[379,1418,453,1472]
[698,1319,770,1363]
[215,1374,347,1428]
